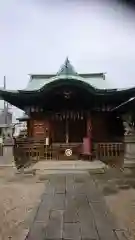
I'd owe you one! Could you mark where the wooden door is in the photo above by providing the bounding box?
[68,119,86,142]
[52,119,66,143]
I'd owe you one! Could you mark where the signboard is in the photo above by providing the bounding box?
[33,120,45,136]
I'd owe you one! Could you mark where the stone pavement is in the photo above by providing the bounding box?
[33,160,106,172]
[25,172,128,240]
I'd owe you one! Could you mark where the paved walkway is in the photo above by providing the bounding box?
[25,172,127,240]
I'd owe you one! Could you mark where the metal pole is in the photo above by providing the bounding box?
[3,76,8,125]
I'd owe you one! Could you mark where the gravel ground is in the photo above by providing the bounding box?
[92,167,135,240]
[0,167,45,240]
[105,189,135,240]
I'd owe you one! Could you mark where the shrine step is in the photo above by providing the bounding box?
[31,160,106,174]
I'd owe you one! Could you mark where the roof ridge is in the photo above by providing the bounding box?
[57,57,78,76]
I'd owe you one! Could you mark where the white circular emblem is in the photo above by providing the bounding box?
[65,148,72,156]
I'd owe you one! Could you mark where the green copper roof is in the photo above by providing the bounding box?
[24,58,114,91]
[57,57,78,76]
[0,58,135,111]
[25,74,113,91]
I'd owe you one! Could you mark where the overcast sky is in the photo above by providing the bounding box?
[0,0,135,119]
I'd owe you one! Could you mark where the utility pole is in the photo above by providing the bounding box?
[3,76,8,125]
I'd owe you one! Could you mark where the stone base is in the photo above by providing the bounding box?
[124,160,135,168]
[124,134,135,163]
[31,160,106,175]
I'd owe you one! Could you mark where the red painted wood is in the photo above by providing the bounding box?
[83,137,91,155]
[86,116,92,154]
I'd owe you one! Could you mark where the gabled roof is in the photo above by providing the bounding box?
[0,58,135,112]
[25,58,111,91]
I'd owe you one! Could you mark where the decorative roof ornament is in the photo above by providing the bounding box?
[57,57,78,76]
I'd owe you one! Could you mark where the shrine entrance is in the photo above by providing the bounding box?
[23,81,92,160]
[69,118,86,143]
[52,119,66,143]
[51,111,87,144]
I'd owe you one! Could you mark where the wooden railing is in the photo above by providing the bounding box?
[14,138,53,168]
[93,142,124,160]
[14,137,82,168]
[13,137,124,168]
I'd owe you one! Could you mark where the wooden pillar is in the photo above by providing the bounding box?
[81,112,92,159]
[86,112,92,154]
[27,120,32,137]
[65,118,69,144]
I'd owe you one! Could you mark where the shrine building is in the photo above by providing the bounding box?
[0,58,135,166]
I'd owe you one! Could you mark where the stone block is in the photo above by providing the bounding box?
[63,223,81,240]
[44,210,63,239]
[124,135,135,162]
